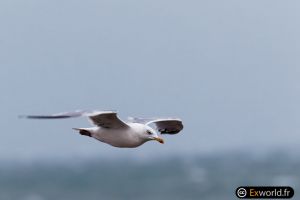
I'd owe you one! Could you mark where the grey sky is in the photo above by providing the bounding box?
[1,0,300,161]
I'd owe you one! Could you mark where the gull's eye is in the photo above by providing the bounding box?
[146,130,152,135]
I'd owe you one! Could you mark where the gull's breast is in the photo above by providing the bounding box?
[92,125,145,148]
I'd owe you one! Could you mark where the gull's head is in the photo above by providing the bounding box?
[143,126,164,144]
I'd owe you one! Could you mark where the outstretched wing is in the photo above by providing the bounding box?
[87,111,128,128]
[130,117,183,134]
[20,110,129,129]
[20,110,86,119]
[148,119,183,134]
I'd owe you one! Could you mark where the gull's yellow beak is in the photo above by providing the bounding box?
[154,137,164,144]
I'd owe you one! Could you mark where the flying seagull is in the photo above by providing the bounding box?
[21,110,184,148]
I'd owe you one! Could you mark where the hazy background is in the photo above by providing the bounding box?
[0,0,299,199]
[1,0,299,161]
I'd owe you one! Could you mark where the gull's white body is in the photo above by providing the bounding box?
[86,123,149,148]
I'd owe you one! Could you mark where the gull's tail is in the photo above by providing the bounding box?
[72,128,92,137]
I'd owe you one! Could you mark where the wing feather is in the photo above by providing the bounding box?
[21,110,129,129]
[148,119,183,134]
[130,117,183,134]
[87,111,128,129]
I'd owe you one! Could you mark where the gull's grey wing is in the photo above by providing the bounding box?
[141,118,183,134]
[21,110,129,129]
[19,110,87,119]
[87,111,129,129]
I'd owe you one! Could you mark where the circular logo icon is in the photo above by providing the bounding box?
[236,187,247,198]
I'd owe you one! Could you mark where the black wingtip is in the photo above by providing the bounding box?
[18,115,72,119]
